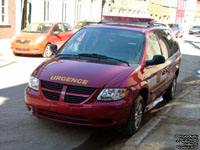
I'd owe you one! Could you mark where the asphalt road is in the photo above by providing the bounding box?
[0,35,200,150]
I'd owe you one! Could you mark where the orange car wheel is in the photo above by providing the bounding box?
[43,44,52,58]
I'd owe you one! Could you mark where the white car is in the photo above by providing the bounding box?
[189,26,200,34]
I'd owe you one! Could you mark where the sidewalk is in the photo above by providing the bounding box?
[121,83,200,150]
[0,39,15,67]
[0,39,12,56]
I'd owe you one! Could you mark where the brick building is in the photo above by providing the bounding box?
[0,0,16,39]
[0,0,102,39]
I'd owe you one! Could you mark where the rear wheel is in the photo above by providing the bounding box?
[163,76,177,101]
[43,44,52,58]
[123,95,144,136]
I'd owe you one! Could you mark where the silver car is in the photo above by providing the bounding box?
[189,26,200,34]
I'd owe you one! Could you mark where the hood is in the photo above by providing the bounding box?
[15,32,46,42]
[34,58,138,88]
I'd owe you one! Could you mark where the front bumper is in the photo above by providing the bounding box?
[11,42,46,55]
[25,86,133,127]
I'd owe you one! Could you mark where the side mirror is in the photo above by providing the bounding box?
[146,55,165,66]
[52,31,60,35]
[50,44,58,55]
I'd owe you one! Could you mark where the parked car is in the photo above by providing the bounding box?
[168,23,184,38]
[11,22,75,57]
[25,16,181,136]
[189,25,200,34]
[74,21,98,31]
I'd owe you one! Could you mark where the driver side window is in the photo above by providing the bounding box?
[53,24,65,33]
[146,32,161,61]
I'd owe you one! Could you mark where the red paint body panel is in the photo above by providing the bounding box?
[35,58,137,88]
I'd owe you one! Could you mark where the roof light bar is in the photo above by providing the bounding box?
[102,16,155,25]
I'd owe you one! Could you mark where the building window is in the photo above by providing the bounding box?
[0,0,8,24]
[76,0,82,25]
[119,9,126,16]
[44,0,50,21]
[62,0,67,21]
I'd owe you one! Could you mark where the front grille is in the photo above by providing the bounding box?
[41,80,96,104]
[42,91,60,101]
[16,48,29,51]
[67,86,95,95]
[38,109,89,124]
[16,40,31,44]
[64,95,87,103]
[41,80,62,91]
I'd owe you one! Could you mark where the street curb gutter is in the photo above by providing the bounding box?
[121,87,191,150]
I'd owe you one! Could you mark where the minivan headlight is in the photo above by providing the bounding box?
[97,88,129,101]
[29,76,39,90]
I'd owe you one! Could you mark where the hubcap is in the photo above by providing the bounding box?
[134,102,143,129]
[45,45,52,57]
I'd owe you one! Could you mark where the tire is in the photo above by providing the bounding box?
[13,53,20,56]
[123,95,144,136]
[163,76,177,101]
[43,44,52,58]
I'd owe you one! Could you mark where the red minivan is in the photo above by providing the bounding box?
[25,16,181,136]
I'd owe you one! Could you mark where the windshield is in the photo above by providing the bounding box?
[193,26,200,29]
[23,23,53,33]
[58,28,145,65]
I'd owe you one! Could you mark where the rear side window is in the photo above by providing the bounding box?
[146,32,161,60]
[155,30,179,57]
[164,30,179,56]
[53,24,65,33]
[159,38,170,59]
[155,30,170,59]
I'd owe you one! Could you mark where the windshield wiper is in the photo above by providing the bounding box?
[78,53,130,66]
[55,54,79,59]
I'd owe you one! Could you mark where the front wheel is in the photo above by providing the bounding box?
[43,44,52,58]
[163,76,177,101]
[123,95,144,136]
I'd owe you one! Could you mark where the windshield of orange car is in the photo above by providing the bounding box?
[23,23,53,33]
[58,27,145,65]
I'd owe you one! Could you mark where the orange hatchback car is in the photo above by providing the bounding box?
[11,22,75,57]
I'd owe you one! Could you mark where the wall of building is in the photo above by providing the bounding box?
[195,0,200,24]
[148,0,178,24]
[30,0,102,27]
[176,0,186,23]
[184,0,196,32]
[104,0,148,18]
[0,0,16,39]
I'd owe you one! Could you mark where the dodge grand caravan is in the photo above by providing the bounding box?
[25,16,181,136]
